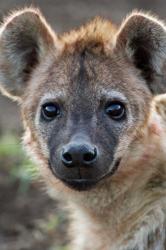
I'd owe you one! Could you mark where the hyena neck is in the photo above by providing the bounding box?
[69,180,166,250]
[70,204,166,250]
[68,152,166,250]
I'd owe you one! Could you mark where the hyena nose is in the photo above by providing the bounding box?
[61,143,97,167]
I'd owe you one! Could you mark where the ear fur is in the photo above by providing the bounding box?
[0,8,57,100]
[115,11,166,94]
[152,93,166,123]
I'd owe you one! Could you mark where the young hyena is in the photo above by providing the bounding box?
[1,7,166,250]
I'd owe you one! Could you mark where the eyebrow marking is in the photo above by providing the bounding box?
[100,89,128,103]
[40,91,65,104]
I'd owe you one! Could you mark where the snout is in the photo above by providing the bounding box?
[49,138,117,191]
[56,142,97,190]
[59,142,98,190]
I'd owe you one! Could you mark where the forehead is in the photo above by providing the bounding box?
[31,51,139,100]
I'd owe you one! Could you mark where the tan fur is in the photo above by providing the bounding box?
[1,8,166,250]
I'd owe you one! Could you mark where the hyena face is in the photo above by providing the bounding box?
[0,8,166,191]
[24,51,151,191]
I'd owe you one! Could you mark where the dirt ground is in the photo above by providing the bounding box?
[0,0,166,249]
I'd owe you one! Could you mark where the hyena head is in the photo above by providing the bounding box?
[0,8,166,192]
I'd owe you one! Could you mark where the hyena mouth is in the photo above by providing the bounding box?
[48,158,122,191]
[111,157,121,175]
[48,161,99,191]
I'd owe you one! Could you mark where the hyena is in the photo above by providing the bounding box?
[1,7,166,250]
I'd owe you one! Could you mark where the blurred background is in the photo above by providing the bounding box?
[0,0,166,249]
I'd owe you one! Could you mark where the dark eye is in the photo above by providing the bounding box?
[42,103,60,121]
[105,102,126,120]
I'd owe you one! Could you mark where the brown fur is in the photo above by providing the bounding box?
[0,8,166,250]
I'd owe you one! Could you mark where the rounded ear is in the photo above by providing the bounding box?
[0,8,57,101]
[115,11,166,94]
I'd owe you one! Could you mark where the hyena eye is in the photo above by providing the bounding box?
[41,103,60,121]
[105,101,126,120]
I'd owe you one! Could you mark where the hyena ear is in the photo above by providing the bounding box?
[115,12,166,94]
[0,8,57,100]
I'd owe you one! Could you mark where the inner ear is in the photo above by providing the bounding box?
[15,32,39,79]
[129,36,154,82]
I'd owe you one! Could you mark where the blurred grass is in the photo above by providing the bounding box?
[0,133,39,192]
[0,134,22,156]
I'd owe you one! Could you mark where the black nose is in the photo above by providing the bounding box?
[61,143,97,167]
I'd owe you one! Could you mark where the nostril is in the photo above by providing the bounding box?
[63,152,72,162]
[83,148,97,163]
[84,152,94,162]
[62,152,73,166]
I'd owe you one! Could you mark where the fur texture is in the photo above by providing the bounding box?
[0,8,166,250]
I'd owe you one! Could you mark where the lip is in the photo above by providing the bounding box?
[61,178,98,191]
